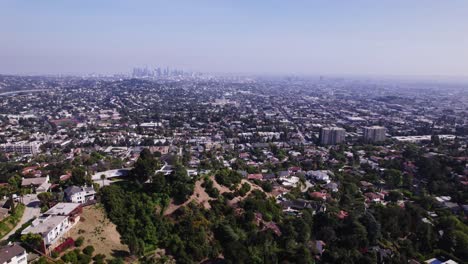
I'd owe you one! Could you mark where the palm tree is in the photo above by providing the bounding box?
[100,174,106,187]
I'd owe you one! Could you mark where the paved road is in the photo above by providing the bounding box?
[279,106,307,144]
[1,194,41,241]
[301,180,314,192]
[0,89,47,96]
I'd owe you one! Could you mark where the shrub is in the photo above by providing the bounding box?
[82,245,95,256]
[222,192,236,200]
[93,254,106,264]
[203,178,220,198]
[77,253,92,264]
[36,256,52,264]
[61,250,78,263]
[215,169,242,188]
[108,258,125,264]
[75,236,84,247]
[238,182,251,197]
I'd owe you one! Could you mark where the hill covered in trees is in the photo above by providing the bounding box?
[99,148,468,264]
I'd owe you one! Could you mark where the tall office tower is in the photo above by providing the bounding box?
[319,127,346,145]
[363,126,386,143]
[132,67,142,78]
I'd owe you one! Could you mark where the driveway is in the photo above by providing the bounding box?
[1,194,41,241]
[301,180,314,192]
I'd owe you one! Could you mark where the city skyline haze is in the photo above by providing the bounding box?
[1,0,467,78]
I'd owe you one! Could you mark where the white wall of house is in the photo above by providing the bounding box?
[45,217,70,245]
[69,191,86,203]
[1,249,27,264]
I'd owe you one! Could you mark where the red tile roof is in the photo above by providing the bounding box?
[247,174,263,180]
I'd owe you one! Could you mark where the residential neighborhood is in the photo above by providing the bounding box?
[0,74,465,264]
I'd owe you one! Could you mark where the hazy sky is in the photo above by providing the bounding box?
[1,0,468,76]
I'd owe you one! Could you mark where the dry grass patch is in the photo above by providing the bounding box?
[69,204,129,258]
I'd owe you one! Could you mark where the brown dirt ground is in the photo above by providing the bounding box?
[69,205,129,259]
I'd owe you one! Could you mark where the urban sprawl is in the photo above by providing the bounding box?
[0,73,467,264]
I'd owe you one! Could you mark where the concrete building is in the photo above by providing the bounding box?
[319,127,345,145]
[0,243,27,264]
[0,141,41,155]
[363,126,386,143]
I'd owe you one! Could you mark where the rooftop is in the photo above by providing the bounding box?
[44,202,81,216]
[22,215,68,236]
[0,243,26,263]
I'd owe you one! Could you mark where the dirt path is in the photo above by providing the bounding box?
[227,179,273,206]
[164,179,213,215]
[210,176,231,194]
[164,176,272,215]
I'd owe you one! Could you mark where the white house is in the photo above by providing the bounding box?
[0,243,27,264]
[22,203,82,249]
[64,185,96,204]
[307,170,331,183]
[21,215,70,247]
[280,176,300,188]
[21,176,51,193]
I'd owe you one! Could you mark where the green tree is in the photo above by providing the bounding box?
[167,164,194,204]
[215,169,242,188]
[100,174,106,186]
[261,181,273,192]
[360,212,381,245]
[71,167,88,186]
[386,190,403,202]
[130,148,160,184]
[384,169,403,188]
[82,245,95,256]
[93,254,106,264]
[37,192,53,208]
[150,172,167,193]
[21,233,43,249]
[61,250,78,263]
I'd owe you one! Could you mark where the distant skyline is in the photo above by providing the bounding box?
[1,1,468,77]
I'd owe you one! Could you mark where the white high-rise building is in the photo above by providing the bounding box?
[319,127,346,145]
[0,141,40,155]
[363,126,386,143]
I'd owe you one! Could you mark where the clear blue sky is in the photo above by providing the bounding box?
[1,0,467,77]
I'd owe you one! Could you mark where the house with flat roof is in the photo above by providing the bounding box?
[21,203,82,252]
[43,203,82,217]
[21,215,70,249]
